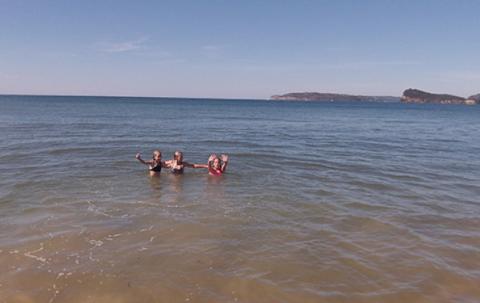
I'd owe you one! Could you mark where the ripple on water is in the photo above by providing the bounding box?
[1,97,480,302]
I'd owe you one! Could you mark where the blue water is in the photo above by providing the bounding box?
[1,95,480,302]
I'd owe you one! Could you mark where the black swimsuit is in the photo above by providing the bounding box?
[150,163,162,172]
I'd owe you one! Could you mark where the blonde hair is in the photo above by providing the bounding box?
[174,151,183,160]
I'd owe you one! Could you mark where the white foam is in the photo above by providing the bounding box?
[24,243,47,263]
[88,240,103,247]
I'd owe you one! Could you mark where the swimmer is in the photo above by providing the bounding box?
[164,150,194,174]
[135,150,167,174]
[192,154,229,176]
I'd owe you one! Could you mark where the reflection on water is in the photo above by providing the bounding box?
[148,173,163,190]
[0,96,480,302]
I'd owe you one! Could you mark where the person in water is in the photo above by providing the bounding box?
[164,150,194,174]
[192,154,229,176]
[135,150,167,174]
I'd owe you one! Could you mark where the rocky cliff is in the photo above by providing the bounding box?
[401,89,470,104]
[468,93,480,103]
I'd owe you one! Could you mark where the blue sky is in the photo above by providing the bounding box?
[1,1,479,99]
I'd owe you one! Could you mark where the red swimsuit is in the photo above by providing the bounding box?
[208,167,223,176]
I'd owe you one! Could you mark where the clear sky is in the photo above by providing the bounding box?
[1,1,479,99]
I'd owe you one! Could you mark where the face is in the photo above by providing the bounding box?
[212,158,220,169]
[174,152,183,162]
[153,151,162,161]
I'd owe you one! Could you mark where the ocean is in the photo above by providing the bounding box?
[1,95,479,302]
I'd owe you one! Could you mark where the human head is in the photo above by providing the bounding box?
[174,151,183,162]
[211,157,221,169]
[153,150,162,160]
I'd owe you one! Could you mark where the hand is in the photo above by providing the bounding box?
[220,154,228,162]
[135,153,141,159]
[208,154,217,162]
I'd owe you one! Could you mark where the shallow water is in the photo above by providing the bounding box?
[1,95,480,302]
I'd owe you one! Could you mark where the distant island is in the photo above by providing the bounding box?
[270,92,400,102]
[271,89,479,105]
[468,93,480,103]
[401,89,477,105]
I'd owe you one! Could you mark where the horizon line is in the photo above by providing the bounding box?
[0,93,272,101]
[0,91,406,100]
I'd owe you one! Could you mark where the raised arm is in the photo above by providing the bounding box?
[136,153,152,165]
[220,154,229,172]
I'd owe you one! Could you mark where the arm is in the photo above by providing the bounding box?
[191,163,209,169]
[136,153,152,165]
[191,155,217,169]
[182,161,195,168]
[220,154,229,172]
[163,159,173,168]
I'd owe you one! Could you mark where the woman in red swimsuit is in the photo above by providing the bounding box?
[193,154,228,176]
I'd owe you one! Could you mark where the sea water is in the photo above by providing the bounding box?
[0,95,479,302]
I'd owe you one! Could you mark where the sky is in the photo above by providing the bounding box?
[1,0,479,99]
